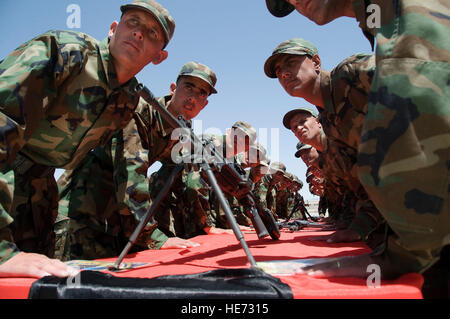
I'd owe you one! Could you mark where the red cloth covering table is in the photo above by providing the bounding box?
[0,229,424,299]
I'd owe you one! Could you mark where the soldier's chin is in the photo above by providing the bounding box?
[181,109,194,120]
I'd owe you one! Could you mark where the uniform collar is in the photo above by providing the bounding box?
[155,95,193,138]
[319,128,328,153]
[319,70,332,111]
[99,37,122,91]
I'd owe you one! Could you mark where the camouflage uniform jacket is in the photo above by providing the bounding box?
[275,188,290,219]
[353,0,450,272]
[56,95,180,260]
[117,95,181,221]
[0,30,139,264]
[320,53,376,151]
[319,54,384,238]
[104,94,182,247]
[253,175,277,214]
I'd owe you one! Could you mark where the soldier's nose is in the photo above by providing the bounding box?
[281,70,291,79]
[133,31,144,41]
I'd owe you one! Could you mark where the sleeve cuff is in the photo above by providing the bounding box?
[0,240,20,265]
[147,228,169,250]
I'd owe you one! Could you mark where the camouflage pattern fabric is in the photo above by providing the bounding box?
[320,53,376,150]
[275,188,290,219]
[55,95,178,261]
[315,130,356,226]
[149,165,208,239]
[264,38,319,78]
[177,61,218,94]
[0,170,13,223]
[0,31,139,264]
[318,53,386,240]
[265,178,278,218]
[353,0,450,272]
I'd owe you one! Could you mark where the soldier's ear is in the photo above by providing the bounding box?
[108,21,119,38]
[314,117,322,128]
[151,50,168,65]
[312,54,321,72]
[169,82,177,94]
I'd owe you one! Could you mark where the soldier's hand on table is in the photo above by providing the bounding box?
[298,253,404,280]
[161,237,200,249]
[239,225,253,232]
[205,227,234,235]
[321,220,347,231]
[0,252,79,279]
[298,254,374,278]
[309,229,361,243]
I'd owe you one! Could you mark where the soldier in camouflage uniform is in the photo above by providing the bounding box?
[203,143,271,230]
[231,143,272,227]
[55,61,217,260]
[266,0,450,278]
[297,143,335,222]
[256,161,287,219]
[265,37,385,243]
[286,175,305,220]
[0,0,174,278]
[153,121,257,238]
[246,148,276,212]
[281,107,369,236]
[275,172,294,219]
[196,122,258,231]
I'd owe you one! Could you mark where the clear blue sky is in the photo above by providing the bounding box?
[0,0,371,200]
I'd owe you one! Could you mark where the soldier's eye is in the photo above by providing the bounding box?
[147,28,159,40]
[127,18,139,27]
[199,90,208,98]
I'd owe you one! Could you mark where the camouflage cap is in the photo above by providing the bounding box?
[283,107,317,129]
[295,142,312,158]
[269,161,287,174]
[264,38,319,78]
[292,175,303,188]
[120,0,175,48]
[265,0,295,18]
[231,121,257,145]
[177,62,218,94]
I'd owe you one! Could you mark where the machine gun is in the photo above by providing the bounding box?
[109,84,274,270]
[276,219,324,232]
[290,195,318,222]
[276,195,320,231]
[204,158,280,240]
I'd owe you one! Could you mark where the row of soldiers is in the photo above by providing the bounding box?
[0,0,448,293]
[0,0,309,278]
[146,136,307,243]
[264,0,449,287]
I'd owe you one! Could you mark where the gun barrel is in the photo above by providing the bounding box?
[244,206,269,239]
